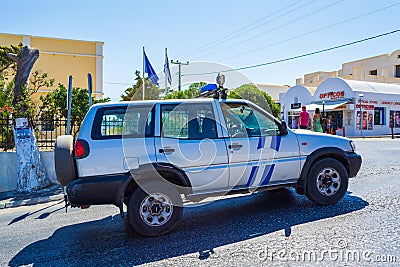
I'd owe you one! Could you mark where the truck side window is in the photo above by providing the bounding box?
[161,103,217,140]
[92,105,154,139]
[221,102,280,138]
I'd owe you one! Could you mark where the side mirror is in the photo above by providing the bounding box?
[280,120,288,136]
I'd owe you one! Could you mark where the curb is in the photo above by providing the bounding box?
[0,194,64,209]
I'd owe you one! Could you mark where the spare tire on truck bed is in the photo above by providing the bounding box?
[55,135,76,186]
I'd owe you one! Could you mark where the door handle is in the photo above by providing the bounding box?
[229,144,243,149]
[159,148,175,153]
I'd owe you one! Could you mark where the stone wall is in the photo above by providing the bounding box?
[0,151,58,192]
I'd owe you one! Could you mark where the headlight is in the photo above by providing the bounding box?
[349,140,356,152]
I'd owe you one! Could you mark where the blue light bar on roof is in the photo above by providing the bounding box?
[200,83,218,94]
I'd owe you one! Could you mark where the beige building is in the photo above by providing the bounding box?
[0,33,104,100]
[296,49,400,87]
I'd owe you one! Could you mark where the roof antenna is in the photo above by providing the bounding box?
[217,73,227,100]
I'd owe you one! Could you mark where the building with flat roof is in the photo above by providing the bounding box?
[0,33,104,100]
[256,84,290,103]
[296,49,400,87]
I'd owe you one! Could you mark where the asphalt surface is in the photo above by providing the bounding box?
[0,138,399,266]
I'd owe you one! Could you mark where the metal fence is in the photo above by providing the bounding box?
[0,115,14,151]
[0,115,80,151]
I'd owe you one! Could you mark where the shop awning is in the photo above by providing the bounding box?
[293,101,350,112]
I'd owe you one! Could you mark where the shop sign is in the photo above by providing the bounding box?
[381,101,400,105]
[355,104,375,110]
[319,91,345,100]
[291,103,301,109]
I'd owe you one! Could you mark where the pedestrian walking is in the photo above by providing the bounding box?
[313,108,323,132]
[299,106,310,129]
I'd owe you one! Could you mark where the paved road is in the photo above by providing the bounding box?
[0,138,399,266]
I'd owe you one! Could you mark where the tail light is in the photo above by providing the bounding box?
[74,139,90,159]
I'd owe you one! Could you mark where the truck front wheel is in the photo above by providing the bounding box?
[127,181,183,236]
[306,158,348,205]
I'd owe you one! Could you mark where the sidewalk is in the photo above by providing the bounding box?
[349,134,400,139]
[0,185,64,209]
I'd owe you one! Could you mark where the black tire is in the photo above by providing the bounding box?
[54,135,76,186]
[306,158,348,205]
[127,181,183,237]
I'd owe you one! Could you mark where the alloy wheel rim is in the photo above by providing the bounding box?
[316,167,341,196]
[140,193,173,226]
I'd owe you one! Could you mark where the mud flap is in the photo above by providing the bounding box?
[64,193,70,213]
[119,204,124,219]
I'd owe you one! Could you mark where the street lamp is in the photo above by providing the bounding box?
[359,93,364,138]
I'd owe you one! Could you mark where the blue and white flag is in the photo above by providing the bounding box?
[143,51,159,86]
[164,50,172,85]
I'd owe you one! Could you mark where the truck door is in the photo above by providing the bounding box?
[155,102,229,193]
[219,102,300,189]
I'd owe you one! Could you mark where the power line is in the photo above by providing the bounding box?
[103,81,132,85]
[179,0,314,59]
[182,30,400,77]
[179,0,308,58]
[195,0,345,60]
[219,2,400,62]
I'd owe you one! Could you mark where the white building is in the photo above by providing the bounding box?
[280,78,400,137]
[256,84,290,103]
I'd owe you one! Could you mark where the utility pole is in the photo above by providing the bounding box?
[171,60,189,91]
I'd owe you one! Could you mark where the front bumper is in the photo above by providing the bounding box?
[346,152,362,178]
[66,173,130,206]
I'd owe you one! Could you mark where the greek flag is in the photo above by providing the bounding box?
[143,51,159,86]
[164,50,172,85]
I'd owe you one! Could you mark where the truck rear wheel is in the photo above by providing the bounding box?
[127,181,183,237]
[306,158,348,205]
[54,135,76,186]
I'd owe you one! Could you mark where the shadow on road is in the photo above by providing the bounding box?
[9,189,368,266]
[8,200,64,225]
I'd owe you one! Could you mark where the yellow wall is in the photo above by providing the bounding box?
[0,34,22,46]
[31,37,97,55]
[35,51,97,90]
[0,33,103,101]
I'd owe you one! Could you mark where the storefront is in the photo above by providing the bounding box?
[279,85,315,130]
[280,78,400,137]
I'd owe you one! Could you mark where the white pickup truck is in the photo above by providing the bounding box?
[55,98,361,236]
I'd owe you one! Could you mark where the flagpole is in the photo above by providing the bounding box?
[142,46,145,100]
[165,48,168,93]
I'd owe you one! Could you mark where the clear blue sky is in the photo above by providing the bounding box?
[2,0,400,100]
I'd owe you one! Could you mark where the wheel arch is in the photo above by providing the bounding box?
[120,163,192,206]
[296,147,350,195]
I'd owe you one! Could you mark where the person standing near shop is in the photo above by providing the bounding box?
[313,108,323,132]
[292,116,299,129]
[327,114,336,134]
[299,106,310,129]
